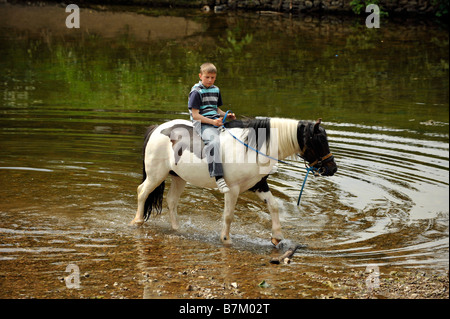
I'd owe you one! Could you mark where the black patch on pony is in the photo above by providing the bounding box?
[249,175,270,193]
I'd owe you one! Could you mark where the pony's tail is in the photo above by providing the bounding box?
[141,125,165,221]
[143,181,165,221]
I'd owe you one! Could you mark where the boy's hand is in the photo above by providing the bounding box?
[211,118,223,127]
[227,112,236,120]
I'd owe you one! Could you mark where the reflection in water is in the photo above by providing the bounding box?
[0,3,448,298]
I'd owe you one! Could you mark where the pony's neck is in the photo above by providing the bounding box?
[269,118,300,160]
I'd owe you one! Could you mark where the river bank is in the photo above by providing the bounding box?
[5,0,450,17]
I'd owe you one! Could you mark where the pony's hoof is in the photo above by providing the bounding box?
[271,237,282,247]
[221,236,233,245]
[129,219,144,227]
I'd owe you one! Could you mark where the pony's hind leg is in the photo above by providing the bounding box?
[130,175,166,226]
[166,175,186,230]
[131,179,154,226]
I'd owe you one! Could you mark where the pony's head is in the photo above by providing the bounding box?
[297,119,337,176]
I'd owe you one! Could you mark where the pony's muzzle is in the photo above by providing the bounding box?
[320,163,337,176]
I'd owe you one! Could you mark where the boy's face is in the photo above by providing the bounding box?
[199,72,216,88]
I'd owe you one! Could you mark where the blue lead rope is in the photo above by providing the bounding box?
[222,110,230,124]
[297,166,315,206]
[220,110,317,206]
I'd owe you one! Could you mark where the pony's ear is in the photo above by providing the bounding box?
[314,118,322,134]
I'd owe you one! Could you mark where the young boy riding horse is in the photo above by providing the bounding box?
[188,63,236,193]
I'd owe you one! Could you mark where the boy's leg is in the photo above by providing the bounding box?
[201,125,229,193]
[201,125,224,177]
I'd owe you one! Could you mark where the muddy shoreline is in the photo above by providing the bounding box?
[0,224,448,299]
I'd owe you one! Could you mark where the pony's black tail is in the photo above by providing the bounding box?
[143,181,165,221]
[141,125,165,221]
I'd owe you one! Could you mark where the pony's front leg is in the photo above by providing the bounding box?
[220,187,239,245]
[166,176,186,230]
[256,190,284,246]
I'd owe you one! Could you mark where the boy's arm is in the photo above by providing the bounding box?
[191,109,223,126]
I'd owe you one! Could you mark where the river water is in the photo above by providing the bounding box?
[0,3,448,299]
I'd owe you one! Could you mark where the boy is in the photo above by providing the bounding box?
[188,63,235,193]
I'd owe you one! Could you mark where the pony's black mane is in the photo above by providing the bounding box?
[224,117,271,131]
[224,118,271,151]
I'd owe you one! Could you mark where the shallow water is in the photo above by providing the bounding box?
[0,3,448,298]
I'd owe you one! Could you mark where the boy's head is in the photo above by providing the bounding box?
[200,62,217,74]
[199,62,217,88]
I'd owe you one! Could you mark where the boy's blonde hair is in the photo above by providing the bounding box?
[200,62,217,74]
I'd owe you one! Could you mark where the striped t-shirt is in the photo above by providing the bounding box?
[188,81,223,120]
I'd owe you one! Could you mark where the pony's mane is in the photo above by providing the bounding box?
[269,118,301,159]
[225,118,270,151]
[225,117,301,159]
